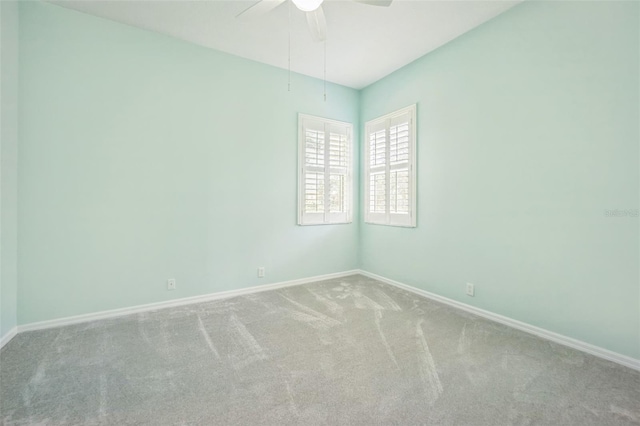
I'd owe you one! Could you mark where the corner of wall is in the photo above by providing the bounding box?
[356,87,364,270]
[0,0,20,343]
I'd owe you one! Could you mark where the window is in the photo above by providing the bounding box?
[364,104,417,227]
[298,114,353,225]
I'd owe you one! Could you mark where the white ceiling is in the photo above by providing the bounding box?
[49,0,520,89]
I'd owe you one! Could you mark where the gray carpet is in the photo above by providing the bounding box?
[1,274,639,425]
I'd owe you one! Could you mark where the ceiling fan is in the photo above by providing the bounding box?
[237,0,393,42]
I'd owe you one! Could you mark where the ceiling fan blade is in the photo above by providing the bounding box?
[236,0,287,19]
[306,6,327,42]
[352,0,393,6]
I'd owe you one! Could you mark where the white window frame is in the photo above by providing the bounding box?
[364,104,417,227]
[298,114,353,226]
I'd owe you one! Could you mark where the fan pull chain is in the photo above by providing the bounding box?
[288,1,292,92]
[323,40,327,102]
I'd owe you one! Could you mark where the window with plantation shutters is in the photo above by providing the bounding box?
[298,114,353,225]
[364,104,416,227]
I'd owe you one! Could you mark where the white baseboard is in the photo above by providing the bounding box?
[17,270,360,333]
[0,326,17,350]
[357,270,640,372]
[12,268,640,372]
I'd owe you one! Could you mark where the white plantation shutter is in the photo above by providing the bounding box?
[364,104,416,227]
[298,114,353,225]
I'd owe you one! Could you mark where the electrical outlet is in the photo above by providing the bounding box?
[167,278,176,291]
[466,283,475,297]
[257,267,265,278]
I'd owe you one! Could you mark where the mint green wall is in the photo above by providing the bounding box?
[14,0,640,360]
[1,0,19,339]
[360,1,639,359]
[18,2,359,324]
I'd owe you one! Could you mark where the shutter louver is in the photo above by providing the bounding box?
[390,169,409,214]
[370,129,386,167]
[304,128,325,215]
[329,132,347,168]
[368,128,386,214]
[390,123,409,165]
[389,121,410,215]
[370,172,386,213]
[305,172,325,213]
[305,129,325,168]
[329,130,348,213]
[329,174,344,213]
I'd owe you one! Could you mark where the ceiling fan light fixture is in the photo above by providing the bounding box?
[291,0,324,12]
